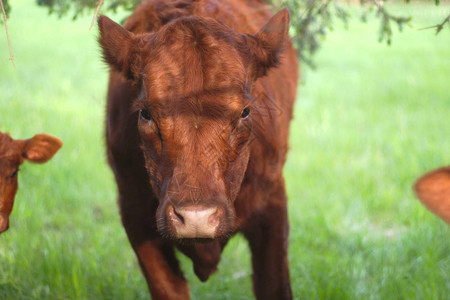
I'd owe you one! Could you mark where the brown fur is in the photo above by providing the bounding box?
[98,0,298,299]
[0,132,62,233]
[414,166,450,224]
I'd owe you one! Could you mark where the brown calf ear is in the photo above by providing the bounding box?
[247,8,291,79]
[98,15,141,80]
[414,166,450,224]
[22,134,63,164]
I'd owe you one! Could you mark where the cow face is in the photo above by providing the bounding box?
[0,133,62,233]
[99,10,290,240]
[414,166,450,224]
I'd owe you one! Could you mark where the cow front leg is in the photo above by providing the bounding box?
[242,187,292,300]
[134,239,190,300]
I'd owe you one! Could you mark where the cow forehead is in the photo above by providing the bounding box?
[0,133,22,163]
[141,90,247,122]
[144,18,247,101]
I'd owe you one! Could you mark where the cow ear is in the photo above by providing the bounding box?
[98,15,142,80]
[247,8,291,79]
[21,134,63,164]
[414,166,450,224]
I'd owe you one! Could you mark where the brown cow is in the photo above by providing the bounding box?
[414,166,450,224]
[98,0,298,299]
[0,132,62,233]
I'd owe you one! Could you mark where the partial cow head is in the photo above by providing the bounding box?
[98,10,291,240]
[414,166,450,224]
[0,132,62,233]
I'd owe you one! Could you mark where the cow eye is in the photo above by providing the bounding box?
[10,169,18,178]
[241,107,251,119]
[140,109,152,121]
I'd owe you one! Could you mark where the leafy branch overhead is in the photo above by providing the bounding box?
[269,0,447,67]
[35,0,141,19]
[1,0,450,67]
[0,0,9,24]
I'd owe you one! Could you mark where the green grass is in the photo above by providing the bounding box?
[1,0,449,299]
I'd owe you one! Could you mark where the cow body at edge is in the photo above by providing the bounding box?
[98,0,298,299]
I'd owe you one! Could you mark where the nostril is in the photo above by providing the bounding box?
[168,205,185,226]
[167,206,221,238]
[208,208,220,227]
[173,207,185,224]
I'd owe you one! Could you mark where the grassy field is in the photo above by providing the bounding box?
[1,0,449,299]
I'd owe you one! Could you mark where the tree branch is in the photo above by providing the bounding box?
[0,0,14,67]
[89,0,103,30]
[419,13,450,35]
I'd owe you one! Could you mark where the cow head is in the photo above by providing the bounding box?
[0,132,62,233]
[414,166,450,224]
[98,10,290,240]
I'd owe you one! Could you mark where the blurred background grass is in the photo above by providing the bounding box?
[0,0,449,299]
